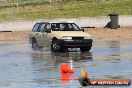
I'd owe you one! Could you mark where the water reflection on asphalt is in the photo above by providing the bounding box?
[0,40,132,88]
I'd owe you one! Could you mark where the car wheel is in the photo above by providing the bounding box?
[80,47,91,52]
[51,40,62,52]
[32,38,38,50]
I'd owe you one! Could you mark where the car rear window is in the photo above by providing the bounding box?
[32,23,40,32]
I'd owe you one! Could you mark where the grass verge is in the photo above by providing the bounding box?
[0,0,132,21]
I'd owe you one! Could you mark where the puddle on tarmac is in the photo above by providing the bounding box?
[0,40,132,88]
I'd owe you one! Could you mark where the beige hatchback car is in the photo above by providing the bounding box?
[29,22,92,52]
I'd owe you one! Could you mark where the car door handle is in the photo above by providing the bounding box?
[36,33,38,35]
[43,33,48,36]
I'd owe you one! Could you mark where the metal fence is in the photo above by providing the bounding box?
[0,0,124,8]
[0,0,56,8]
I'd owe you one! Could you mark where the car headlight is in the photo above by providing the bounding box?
[61,37,72,40]
[84,36,91,39]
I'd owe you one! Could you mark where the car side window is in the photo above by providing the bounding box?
[39,23,46,32]
[45,24,51,30]
[51,23,59,31]
[32,23,40,32]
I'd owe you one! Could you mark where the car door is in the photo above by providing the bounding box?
[29,23,40,44]
[37,23,52,47]
[44,23,53,46]
[34,23,47,46]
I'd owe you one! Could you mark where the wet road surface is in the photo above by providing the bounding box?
[0,40,132,88]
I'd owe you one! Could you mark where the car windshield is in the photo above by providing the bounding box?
[51,23,82,31]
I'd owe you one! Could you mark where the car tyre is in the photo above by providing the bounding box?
[51,40,63,52]
[32,38,38,50]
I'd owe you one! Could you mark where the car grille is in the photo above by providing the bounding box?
[72,37,84,40]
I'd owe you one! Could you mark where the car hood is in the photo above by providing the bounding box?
[52,31,91,38]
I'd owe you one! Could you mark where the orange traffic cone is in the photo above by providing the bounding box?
[60,64,74,73]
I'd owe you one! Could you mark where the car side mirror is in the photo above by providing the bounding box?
[82,28,84,32]
[45,29,51,33]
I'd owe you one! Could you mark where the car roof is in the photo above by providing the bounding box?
[36,22,50,24]
[37,22,75,23]
[51,22,75,24]
[36,22,75,24]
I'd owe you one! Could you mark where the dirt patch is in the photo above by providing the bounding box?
[85,27,132,41]
[0,31,30,41]
[0,27,132,41]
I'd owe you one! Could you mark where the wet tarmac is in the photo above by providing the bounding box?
[0,40,132,88]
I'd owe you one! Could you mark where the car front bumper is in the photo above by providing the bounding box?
[57,39,93,48]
